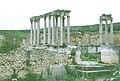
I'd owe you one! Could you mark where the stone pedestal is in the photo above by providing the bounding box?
[101,46,119,64]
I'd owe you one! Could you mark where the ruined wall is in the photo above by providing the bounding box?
[70,32,120,46]
[0,47,67,80]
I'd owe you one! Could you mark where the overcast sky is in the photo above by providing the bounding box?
[0,0,120,30]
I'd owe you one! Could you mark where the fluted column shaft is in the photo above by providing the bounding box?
[52,15,55,45]
[60,15,64,46]
[67,16,70,45]
[99,19,103,45]
[110,20,113,44]
[44,17,47,46]
[63,17,65,44]
[30,20,33,45]
[105,20,108,45]
[33,20,36,45]
[56,16,58,45]
[48,16,51,45]
[37,18,40,45]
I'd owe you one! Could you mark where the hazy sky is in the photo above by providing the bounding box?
[0,0,120,30]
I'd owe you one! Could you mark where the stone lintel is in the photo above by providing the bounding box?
[42,9,71,17]
[33,16,39,21]
[38,15,44,18]
[100,14,113,21]
[36,17,40,22]
[30,9,71,19]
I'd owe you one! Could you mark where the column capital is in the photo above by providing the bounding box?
[30,18,33,22]
[33,19,37,22]
[65,13,70,16]
[36,17,40,22]
[110,19,113,22]
[48,15,51,19]
[60,12,64,17]
[67,15,70,19]
[52,15,56,17]
[44,15,47,19]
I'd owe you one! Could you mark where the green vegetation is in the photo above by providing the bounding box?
[0,30,29,53]
[71,22,120,33]
[60,43,67,48]
[0,22,120,53]
[2,73,46,81]
[65,66,76,81]
[81,53,100,61]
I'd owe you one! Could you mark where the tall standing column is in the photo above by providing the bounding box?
[33,19,36,45]
[99,19,103,45]
[110,20,113,45]
[67,16,70,45]
[63,16,65,44]
[37,17,40,46]
[105,20,108,45]
[56,16,58,45]
[52,15,55,45]
[30,18,33,45]
[60,15,64,46]
[48,16,51,45]
[44,16,47,46]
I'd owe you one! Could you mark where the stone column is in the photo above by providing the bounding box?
[48,16,51,45]
[44,16,47,46]
[33,19,36,45]
[105,20,108,45]
[110,20,113,45]
[52,15,55,45]
[37,17,40,46]
[99,19,103,45]
[63,16,65,44]
[30,18,33,45]
[60,15,64,46]
[56,16,58,45]
[67,16,70,45]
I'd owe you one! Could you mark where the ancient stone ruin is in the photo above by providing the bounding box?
[0,9,120,81]
[30,9,71,46]
[99,14,113,45]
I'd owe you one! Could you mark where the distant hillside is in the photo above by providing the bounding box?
[70,22,120,33]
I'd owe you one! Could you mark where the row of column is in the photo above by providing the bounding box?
[99,19,113,45]
[30,17,40,46]
[30,15,70,46]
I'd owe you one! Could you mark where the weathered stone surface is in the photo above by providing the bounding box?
[0,47,68,80]
[49,64,67,81]
[101,45,119,64]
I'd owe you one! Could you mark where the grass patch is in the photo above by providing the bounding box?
[0,30,29,53]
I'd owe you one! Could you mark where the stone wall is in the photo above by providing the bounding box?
[0,47,67,80]
[70,32,120,46]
